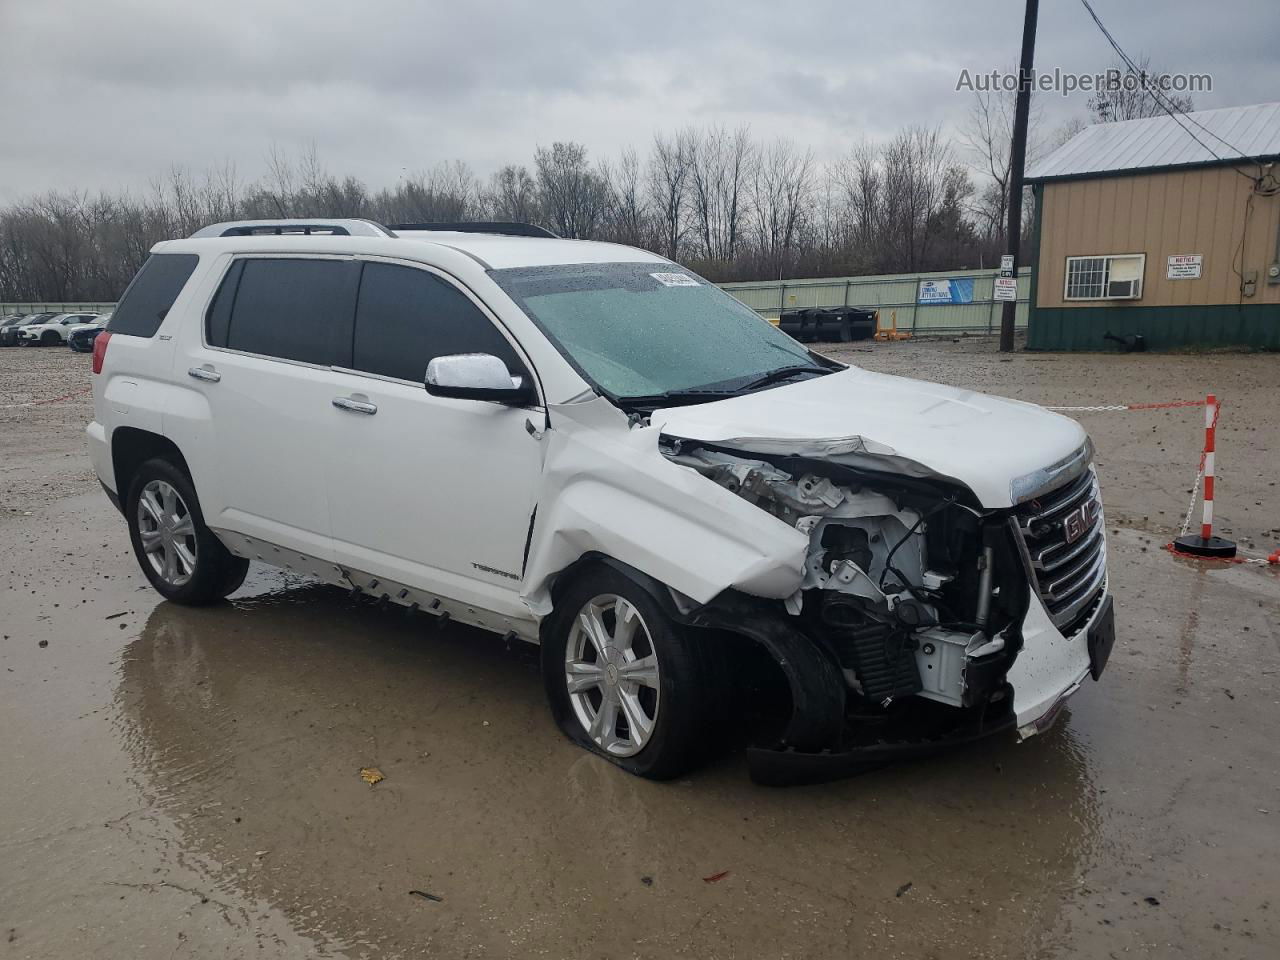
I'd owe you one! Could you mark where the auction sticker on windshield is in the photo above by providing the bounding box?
[651,272,700,287]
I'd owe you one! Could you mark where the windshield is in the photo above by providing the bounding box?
[490,262,826,401]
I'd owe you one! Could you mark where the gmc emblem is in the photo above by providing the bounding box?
[1063,499,1099,544]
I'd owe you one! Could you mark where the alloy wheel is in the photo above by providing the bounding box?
[564,594,661,757]
[137,479,198,587]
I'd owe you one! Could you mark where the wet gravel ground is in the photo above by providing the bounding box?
[2,340,1278,959]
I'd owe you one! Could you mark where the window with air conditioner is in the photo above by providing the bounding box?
[1065,254,1144,301]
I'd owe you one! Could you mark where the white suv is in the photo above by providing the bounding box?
[19,312,100,345]
[88,219,1114,783]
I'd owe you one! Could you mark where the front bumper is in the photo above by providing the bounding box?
[716,582,1113,786]
[1006,583,1108,730]
[748,694,1018,786]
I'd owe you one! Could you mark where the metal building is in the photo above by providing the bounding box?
[1025,101,1280,350]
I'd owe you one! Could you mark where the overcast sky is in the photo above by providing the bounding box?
[1,0,1276,205]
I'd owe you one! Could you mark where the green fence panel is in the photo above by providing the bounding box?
[720,267,1029,333]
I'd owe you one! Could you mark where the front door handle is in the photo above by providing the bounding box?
[332,395,377,415]
[188,365,220,383]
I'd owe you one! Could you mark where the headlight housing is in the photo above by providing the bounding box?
[1010,439,1093,505]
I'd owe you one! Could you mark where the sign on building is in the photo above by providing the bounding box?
[1167,254,1203,280]
[918,278,975,305]
[993,276,1018,302]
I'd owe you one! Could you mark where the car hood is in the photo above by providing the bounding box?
[650,368,1087,507]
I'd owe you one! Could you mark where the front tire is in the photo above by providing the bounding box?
[126,458,248,605]
[541,565,722,779]
[40,331,60,346]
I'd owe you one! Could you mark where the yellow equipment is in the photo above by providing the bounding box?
[873,310,912,341]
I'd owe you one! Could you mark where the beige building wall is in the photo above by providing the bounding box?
[1036,164,1280,309]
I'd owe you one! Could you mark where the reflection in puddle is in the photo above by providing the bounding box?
[114,571,1103,958]
[1175,576,1205,696]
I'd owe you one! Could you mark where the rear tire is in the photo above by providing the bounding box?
[541,565,723,779]
[126,458,248,605]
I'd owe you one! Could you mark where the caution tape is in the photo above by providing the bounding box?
[1043,399,1206,412]
[0,384,92,409]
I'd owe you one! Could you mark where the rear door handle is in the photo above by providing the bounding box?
[332,395,377,415]
[188,365,221,383]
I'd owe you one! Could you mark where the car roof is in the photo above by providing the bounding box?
[392,230,667,270]
[156,225,668,271]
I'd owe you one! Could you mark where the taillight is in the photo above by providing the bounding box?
[91,331,112,374]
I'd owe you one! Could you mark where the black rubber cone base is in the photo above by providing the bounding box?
[1173,534,1237,558]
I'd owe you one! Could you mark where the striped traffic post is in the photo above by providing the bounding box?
[1174,394,1237,558]
[1201,394,1217,540]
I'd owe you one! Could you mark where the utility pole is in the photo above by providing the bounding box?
[1000,0,1040,353]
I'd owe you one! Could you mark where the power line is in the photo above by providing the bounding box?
[1077,0,1265,182]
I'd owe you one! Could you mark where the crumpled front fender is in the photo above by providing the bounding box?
[522,398,808,616]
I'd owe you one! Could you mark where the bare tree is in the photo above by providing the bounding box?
[1087,55,1193,123]
[751,139,814,278]
[828,142,883,272]
[263,144,297,217]
[482,165,540,223]
[686,125,754,267]
[879,126,967,272]
[599,148,649,247]
[1048,116,1087,151]
[646,131,692,260]
[378,161,479,223]
[961,86,1044,245]
[534,142,609,239]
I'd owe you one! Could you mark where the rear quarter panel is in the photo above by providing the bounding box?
[91,252,222,493]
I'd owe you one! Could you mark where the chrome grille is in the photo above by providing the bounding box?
[1014,468,1107,635]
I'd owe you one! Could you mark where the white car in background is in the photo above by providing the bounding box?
[19,312,100,346]
[86,218,1115,784]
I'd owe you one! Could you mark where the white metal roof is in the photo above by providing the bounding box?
[1027,101,1280,182]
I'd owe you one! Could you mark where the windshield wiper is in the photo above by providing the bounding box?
[617,388,740,408]
[739,364,829,392]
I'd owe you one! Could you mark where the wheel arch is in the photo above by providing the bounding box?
[112,427,192,506]
[538,552,686,642]
[540,551,847,755]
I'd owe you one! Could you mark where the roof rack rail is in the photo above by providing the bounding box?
[189,219,397,239]
[389,221,558,239]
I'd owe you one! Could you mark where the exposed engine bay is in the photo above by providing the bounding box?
[661,435,1031,761]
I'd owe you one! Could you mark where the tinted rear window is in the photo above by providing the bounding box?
[351,262,521,382]
[109,254,199,337]
[214,258,358,366]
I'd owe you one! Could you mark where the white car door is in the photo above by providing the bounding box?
[324,260,545,621]
[175,255,359,562]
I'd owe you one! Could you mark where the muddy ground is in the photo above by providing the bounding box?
[2,340,1278,959]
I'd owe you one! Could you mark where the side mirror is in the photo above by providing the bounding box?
[425,353,535,406]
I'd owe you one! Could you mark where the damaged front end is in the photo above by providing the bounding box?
[661,435,1030,785]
